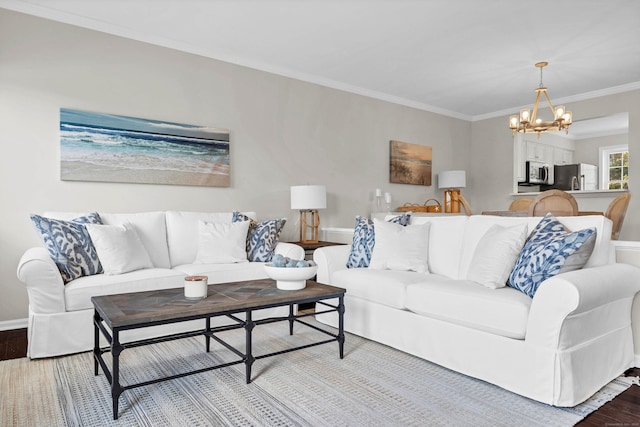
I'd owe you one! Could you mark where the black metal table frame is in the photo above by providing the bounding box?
[93,295,345,420]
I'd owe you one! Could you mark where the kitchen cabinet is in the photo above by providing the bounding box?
[514,135,526,182]
[526,140,554,164]
[554,147,574,165]
[526,141,545,161]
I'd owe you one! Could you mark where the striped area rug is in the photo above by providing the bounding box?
[1,320,637,426]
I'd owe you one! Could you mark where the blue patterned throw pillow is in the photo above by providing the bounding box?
[232,211,286,262]
[508,213,596,298]
[346,213,411,268]
[30,212,103,283]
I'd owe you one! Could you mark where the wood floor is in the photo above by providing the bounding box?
[0,328,638,425]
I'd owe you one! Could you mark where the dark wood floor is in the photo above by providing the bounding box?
[0,328,638,425]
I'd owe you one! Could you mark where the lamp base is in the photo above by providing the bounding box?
[443,189,461,213]
[299,210,320,243]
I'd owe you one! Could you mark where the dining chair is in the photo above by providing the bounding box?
[605,193,631,240]
[459,195,472,216]
[528,190,578,216]
[508,198,533,212]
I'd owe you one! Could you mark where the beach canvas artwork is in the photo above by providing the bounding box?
[389,140,432,186]
[60,109,230,187]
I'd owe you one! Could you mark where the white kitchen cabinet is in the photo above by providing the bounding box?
[514,134,526,182]
[554,147,574,165]
[526,141,545,161]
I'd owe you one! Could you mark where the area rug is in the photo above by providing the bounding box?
[1,320,637,426]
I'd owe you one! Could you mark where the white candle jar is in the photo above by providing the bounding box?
[184,275,208,300]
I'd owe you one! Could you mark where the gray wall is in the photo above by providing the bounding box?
[0,9,470,323]
[574,133,628,168]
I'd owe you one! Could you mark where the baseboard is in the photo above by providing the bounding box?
[0,318,28,331]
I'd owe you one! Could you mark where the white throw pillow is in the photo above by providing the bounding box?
[85,222,154,275]
[195,220,250,264]
[368,219,430,273]
[466,223,528,289]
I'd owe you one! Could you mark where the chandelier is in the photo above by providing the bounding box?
[509,62,572,137]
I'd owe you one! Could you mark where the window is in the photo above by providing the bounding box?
[599,145,629,190]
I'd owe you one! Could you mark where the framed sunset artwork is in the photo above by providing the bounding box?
[60,108,230,187]
[389,140,432,186]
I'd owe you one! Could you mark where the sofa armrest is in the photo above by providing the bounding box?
[313,245,352,284]
[16,247,66,314]
[274,242,305,261]
[526,263,640,349]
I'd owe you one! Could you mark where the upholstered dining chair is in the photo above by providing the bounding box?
[459,195,472,216]
[605,193,631,240]
[528,190,578,217]
[508,198,533,212]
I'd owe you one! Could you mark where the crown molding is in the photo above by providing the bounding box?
[473,81,640,122]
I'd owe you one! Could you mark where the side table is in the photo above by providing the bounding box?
[288,241,347,261]
[287,241,347,311]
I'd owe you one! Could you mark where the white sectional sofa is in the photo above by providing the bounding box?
[314,214,640,407]
[17,211,304,359]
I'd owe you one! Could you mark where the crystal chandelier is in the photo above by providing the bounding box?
[509,62,572,137]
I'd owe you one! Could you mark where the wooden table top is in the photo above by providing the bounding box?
[288,241,347,250]
[92,279,345,329]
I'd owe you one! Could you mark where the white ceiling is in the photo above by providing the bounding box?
[2,0,640,121]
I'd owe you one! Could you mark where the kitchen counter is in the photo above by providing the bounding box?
[513,189,628,198]
[482,210,603,217]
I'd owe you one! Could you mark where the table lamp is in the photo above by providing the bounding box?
[290,185,326,243]
[438,171,466,213]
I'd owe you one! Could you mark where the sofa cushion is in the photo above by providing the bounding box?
[346,213,411,268]
[541,215,611,268]
[410,216,467,278]
[64,268,186,311]
[85,222,154,275]
[465,223,528,289]
[508,214,596,298]
[31,212,103,283]
[100,212,171,268]
[331,268,430,309]
[195,220,250,264]
[405,279,532,339]
[369,219,430,273]
[232,211,287,262]
[165,211,256,267]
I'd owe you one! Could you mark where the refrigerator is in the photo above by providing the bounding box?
[553,164,598,191]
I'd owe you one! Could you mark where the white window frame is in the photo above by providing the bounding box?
[599,144,629,190]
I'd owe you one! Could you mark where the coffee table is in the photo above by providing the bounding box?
[92,278,345,420]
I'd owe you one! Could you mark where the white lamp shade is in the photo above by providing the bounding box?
[438,170,466,189]
[290,185,327,210]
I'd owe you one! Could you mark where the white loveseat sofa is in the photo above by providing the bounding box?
[17,211,304,359]
[314,214,640,407]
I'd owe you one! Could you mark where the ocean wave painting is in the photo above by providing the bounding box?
[60,108,230,187]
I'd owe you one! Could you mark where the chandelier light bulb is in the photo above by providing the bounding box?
[563,111,573,124]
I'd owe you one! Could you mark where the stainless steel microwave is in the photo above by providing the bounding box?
[521,161,549,185]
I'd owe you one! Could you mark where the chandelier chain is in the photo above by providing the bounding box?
[539,66,544,88]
